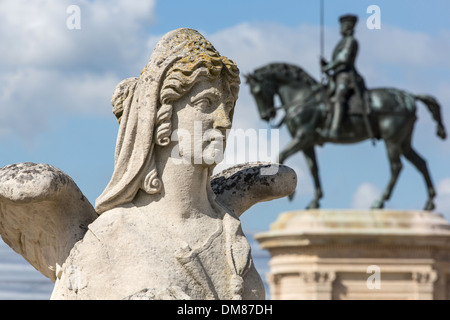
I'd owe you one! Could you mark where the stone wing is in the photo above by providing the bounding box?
[0,163,98,282]
[211,162,297,217]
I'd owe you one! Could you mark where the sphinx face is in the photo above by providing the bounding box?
[171,75,236,168]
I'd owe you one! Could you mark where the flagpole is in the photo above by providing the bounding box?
[320,0,326,87]
[320,0,324,59]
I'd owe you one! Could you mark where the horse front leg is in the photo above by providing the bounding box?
[279,133,322,209]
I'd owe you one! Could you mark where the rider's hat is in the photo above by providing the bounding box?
[339,14,358,26]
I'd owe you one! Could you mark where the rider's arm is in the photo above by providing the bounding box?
[322,37,358,73]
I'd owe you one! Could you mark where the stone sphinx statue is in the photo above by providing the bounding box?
[0,28,296,300]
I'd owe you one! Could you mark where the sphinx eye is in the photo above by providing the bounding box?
[192,97,212,110]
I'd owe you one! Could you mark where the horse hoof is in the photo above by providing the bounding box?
[424,201,435,211]
[371,200,384,209]
[288,192,296,201]
[306,202,319,210]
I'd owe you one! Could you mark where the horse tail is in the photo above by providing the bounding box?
[415,94,447,140]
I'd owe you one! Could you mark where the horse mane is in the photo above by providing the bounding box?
[252,62,318,86]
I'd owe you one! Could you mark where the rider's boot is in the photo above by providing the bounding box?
[328,101,344,139]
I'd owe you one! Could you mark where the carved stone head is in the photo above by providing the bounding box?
[95,28,240,214]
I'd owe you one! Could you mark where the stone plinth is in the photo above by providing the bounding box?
[255,210,450,300]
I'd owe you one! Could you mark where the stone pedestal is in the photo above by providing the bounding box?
[255,210,450,300]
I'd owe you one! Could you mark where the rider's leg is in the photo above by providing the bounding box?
[329,88,347,138]
[329,100,344,138]
[328,73,350,139]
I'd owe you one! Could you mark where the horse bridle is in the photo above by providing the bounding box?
[269,86,325,128]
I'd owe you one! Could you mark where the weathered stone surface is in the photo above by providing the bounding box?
[211,162,296,217]
[0,162,98,281]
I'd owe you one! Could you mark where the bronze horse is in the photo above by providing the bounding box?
[246,63,446,210]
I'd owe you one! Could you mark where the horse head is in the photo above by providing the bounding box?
[245,72,277,122]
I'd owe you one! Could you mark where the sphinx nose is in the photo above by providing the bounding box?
[213,104,232,130]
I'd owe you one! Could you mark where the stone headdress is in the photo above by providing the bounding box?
[95,28,237,214]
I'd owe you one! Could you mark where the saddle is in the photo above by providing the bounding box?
[324,74,371,116]
[346,92,371,115]
[321,74,377,144]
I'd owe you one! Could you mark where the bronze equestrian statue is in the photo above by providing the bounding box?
[245,15,446,210]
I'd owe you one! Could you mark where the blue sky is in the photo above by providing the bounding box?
[1,0,450,237]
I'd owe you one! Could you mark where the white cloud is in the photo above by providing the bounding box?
[351,183,381,209]
[0,0,156,142]
[0,0,156,69]
[209,22,327,78]
[358,26,450,69]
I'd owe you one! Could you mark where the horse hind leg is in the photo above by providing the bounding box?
[371,143,403,209]
[401,144,436,211]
